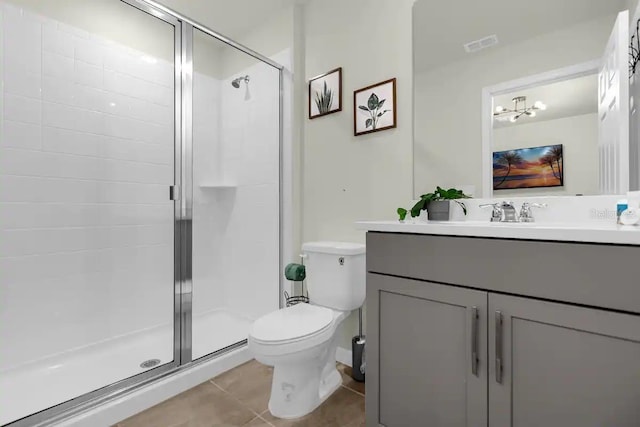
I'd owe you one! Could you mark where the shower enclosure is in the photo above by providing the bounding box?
[0,0,284,425]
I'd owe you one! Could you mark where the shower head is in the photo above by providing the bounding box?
[231,75,250,88]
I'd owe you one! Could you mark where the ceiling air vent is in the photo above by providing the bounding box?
[464,34,499,53]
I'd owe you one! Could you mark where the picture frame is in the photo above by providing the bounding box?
[353,78,397,136]
[308,67,342,119]
[493,144,564,190]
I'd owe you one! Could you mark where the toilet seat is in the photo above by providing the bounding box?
[250,304,334,344]
[248,304,344,357]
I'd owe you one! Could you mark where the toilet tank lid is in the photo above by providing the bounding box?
[302,241,366,255]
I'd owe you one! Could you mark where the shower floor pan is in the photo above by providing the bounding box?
[0,309,252,425]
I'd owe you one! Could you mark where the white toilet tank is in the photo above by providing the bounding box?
[301,241,366,311]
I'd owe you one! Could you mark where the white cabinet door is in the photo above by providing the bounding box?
[489,294,640,427]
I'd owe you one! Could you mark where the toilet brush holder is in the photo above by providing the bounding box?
[351,307,365,382]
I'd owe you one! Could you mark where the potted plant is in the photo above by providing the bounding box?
[397,208,408,222]
[409,187,471,221]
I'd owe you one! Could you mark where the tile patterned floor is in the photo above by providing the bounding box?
[115,361,365,427]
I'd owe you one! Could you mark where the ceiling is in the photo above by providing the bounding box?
[493,74,598,129]
[156,0,298,39]
[413,0,626,72]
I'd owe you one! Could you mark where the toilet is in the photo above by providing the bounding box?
[248,241,366,419]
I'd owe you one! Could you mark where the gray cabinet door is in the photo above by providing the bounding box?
[366,273,488,427]
[489,294,640,427]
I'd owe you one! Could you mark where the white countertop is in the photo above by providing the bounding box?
[356,220,640,245]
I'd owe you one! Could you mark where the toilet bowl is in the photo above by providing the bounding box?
[248,241,366,419]
[249,304,348,418]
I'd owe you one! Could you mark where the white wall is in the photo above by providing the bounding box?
[493,114,599,196]
[414,15,616,197]
[302,0,415,243]
[221,7,294,78]
[0,2,175,370]
[301,0,414,352]
[0,0,174,62]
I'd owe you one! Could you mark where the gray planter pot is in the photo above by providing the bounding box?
[426,200,451,221]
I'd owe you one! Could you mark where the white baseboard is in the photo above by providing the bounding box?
[335,347,352,368]
[57,347,252,427]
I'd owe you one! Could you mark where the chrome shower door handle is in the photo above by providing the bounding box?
[471,306,479,377]
[169,185,180,201]
[495,310,503,384]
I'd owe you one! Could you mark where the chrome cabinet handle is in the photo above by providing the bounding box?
[495,310,503,384]
[471,306,479,377]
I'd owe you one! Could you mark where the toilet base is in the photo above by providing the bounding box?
[267,358,342,420]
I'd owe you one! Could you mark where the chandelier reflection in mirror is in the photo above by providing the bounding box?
[494,96,547,123]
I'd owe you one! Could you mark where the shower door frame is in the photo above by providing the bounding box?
[6,0,285,425]
[179,20,285,364]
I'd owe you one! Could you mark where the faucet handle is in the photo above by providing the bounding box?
[519,202,547,223]
[479,203,502,222]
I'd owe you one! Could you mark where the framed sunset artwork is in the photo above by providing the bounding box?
[493,144,564,190]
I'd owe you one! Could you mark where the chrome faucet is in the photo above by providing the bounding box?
[480,201,518,222]
[479,202,502,222]
[518,202,547,223]
[480,201,548,223]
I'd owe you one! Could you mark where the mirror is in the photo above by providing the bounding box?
[487,64,600,197]
[413,0,639,198]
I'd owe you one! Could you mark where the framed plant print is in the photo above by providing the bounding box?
[309,67,342,119]
[354,78,397,136]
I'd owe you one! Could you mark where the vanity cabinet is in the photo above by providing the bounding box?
[365,232,640,427]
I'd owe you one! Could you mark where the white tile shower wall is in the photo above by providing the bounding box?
[0,3,175,371]
[220,53,284,321]
[192,71,227,317]
[190,53,282,325]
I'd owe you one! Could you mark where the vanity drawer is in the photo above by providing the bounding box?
[366,232,640,314]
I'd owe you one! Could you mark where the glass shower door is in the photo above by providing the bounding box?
[0,0,179,423]
[190,28,281,360]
